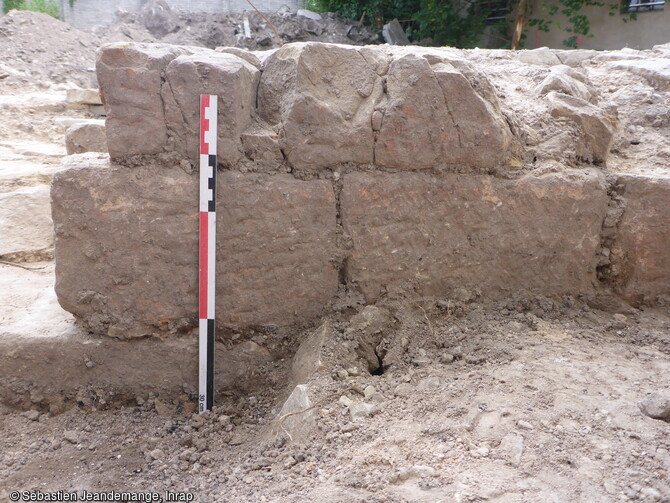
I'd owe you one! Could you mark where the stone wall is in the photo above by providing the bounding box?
[51,42,670,338]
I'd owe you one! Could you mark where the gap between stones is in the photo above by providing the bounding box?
[596,175,627,289]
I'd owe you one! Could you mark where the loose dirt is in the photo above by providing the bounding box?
[1,297,669,502]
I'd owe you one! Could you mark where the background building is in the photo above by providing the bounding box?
[527,0,669,50]
[0,0,304,29]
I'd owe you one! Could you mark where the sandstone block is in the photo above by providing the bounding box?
[607,59,670,92]
[547,92,617,164]
[273,385,315,442]
[536,65,597,104]
[0,185,53,257]
[51,157,338,337]
[432,61,512,168]
[65,123,107,154]
[292,322,329,384]
[611,174,670,305]
[257,42,382,170]
[65,88,103,106]
[340,170,608,302]
[163,51,259,167]
[517,47,561,66]
[219,171,338,328]
[96,42,193,159]
[374,55,445,169]
[375,55,511,170]
[240,127,284,168]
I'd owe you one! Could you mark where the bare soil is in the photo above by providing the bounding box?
[1,295,669,502]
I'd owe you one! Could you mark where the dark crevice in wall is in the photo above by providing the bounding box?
[371,76,388,167]
[596,175,628,290]
[370,348,386,376]
[333,173,347,289]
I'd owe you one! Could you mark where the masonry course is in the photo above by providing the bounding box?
[51,41,670,338]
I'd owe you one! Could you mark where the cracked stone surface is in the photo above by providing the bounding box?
[51,156,338,337]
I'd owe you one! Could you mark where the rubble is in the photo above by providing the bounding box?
[292,322,329,385]
[535,65,598,103]
[65,88,102,106]
[123,0,379,50]
[382,19,410,46]
[546,91,617,164]
[639,393,670,420]
[517,47,562,66]
[347,306,395,373]
[607,58,670,92]
[64,123,106,154]
[273,385,315,442]
[296,9,323,21]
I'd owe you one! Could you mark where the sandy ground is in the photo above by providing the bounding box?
[1,292,669,502]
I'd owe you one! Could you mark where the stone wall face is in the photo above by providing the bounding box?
[611,175,670,305]
[341,170,609,303]
[52,159,338,337]
[97,42,514,173]
[51,41,669,338]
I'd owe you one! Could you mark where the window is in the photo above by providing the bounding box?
[480,0,512,24]
[624,0,665,13]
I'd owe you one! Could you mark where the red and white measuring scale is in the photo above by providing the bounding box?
[199,94,217,413]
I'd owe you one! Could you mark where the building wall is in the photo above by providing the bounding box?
[527,1,670,50]
[1,0,303,29]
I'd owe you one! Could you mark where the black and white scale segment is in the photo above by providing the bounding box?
[198,94,217,413]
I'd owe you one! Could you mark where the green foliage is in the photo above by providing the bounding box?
[3,0,61,18]
[3,0,26,13]
[306,0,639,49]
[308,0,420,28]
[306,0,491,48]
[528,0,636,48]
[413,0,489,47]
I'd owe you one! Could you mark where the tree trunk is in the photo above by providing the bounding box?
[511,0,529,50]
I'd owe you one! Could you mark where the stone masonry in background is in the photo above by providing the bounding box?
[51,41,670,338]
